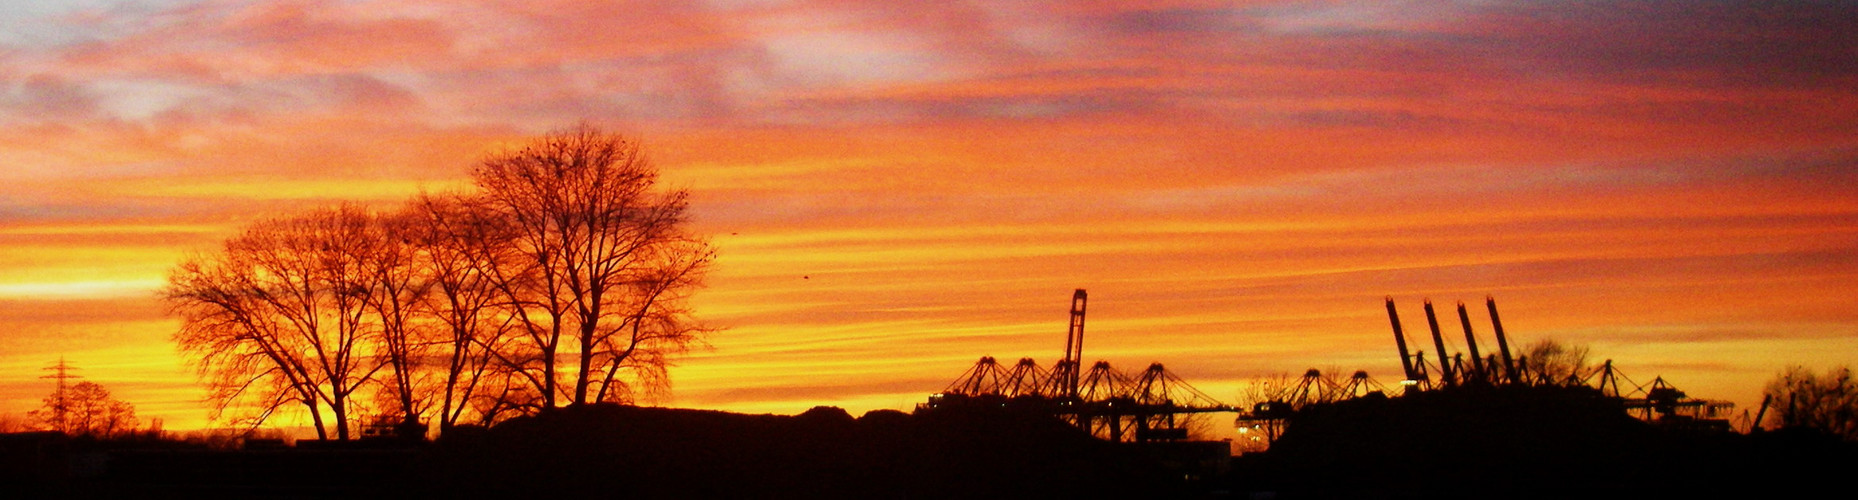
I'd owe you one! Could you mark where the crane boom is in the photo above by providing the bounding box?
[1060,289,1088,399]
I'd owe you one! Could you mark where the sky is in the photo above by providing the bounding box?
[1,0,1855,434]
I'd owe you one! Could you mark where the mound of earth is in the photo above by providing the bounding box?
[1241,385,1858,498]
[424,403,1178,497]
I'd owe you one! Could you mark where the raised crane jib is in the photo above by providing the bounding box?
[1060,289,1088,398]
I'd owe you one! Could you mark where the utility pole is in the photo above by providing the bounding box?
[40,357,81,433]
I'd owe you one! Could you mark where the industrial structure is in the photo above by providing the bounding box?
[1234,296,1740,446]
[925,289,1235,442]
[1381,297,1735,430]
[1232,368,1388,445]
[933,291,1739,450]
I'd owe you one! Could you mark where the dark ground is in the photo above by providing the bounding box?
[6,403,1184,498]
[5,388,1855,498]
[1233,385,1858,499]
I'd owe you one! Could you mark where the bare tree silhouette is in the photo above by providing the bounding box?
[1764,365,1858,439]
[165,126,713,437]
[406,194,525,430]
[1519,339,1594,387]
[166,205,388,440]
[28,380,138,438]
[356,209,434,434]
[467,125,714,409]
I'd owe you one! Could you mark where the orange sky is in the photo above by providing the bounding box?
[2,0,1855,433]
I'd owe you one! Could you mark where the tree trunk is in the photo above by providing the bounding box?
[305,398,327,441]
[332,395,349,440]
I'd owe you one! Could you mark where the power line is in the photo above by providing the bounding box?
[39,357,82,433]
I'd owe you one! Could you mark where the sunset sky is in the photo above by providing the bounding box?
[2,0,1855,433]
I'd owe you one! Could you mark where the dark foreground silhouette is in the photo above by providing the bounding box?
[8,389,1856,498]
[427,404,1184,498]
[7,404,1187,498]
[1232,384,1858,498]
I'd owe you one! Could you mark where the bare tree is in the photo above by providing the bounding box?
[166,205,387,440]
[28,381,138,438]
[356,209,435,432]
[1519,339,1593,387]
[1764,365,1858,440]
[468,125,714,409]
[1234,373,1296,453]
[167,127,714,435]
[406,194,526,429]
[0,413,27,433]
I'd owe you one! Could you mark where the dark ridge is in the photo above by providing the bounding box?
[1232,384,1858,498]
[9,403,1192,498]
[21,391,1851,498]
[424,402,1181,498]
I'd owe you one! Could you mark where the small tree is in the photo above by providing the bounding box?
[0,413,29,433]
[1519,339,1593,386]
[28,381,139,438]
[1764,366,1857,440]
[1234,373,1296,453]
